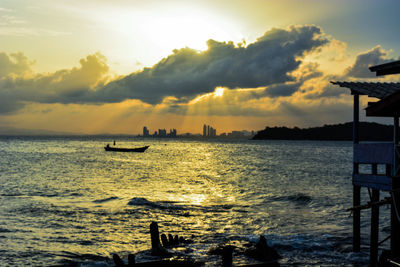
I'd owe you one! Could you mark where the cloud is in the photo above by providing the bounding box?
[0,52,109,114]
[304,46,400,100]
[344,46,396,78]
[0,52,33,77]
[92,25,329,104]
[0,25,330,114]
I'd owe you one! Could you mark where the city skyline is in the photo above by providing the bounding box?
[140,124,255,138]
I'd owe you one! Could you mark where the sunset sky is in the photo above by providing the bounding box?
[1,0,400,134]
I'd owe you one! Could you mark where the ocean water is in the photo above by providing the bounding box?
[0,137,391,266]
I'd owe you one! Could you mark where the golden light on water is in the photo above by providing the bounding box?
[176,193,207,205]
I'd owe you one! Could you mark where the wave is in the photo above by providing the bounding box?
[0,227,12,233]
[127,197,238,213]
[92,196,119,203]
[127,197,186,210]
[259,233,367,265]
[269,193,313,204]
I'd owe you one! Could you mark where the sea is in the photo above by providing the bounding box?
[0,136,392,266]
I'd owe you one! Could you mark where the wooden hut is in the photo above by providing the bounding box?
[332,60,400,266]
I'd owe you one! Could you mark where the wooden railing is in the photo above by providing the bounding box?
[353,143,395,191]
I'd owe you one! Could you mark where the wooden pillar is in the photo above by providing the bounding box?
[370,164,379,266]
[353,93,361,252]
[353,94,359,144]
[395,116,399,146]
[392,116,400,256]
[150,222,161,255]
[392,183,400,257]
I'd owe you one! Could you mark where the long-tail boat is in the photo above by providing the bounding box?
[104,145,149,152]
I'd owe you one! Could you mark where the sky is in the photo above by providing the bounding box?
[0,0,400,135]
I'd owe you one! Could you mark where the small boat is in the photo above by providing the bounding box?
[104,145,149,152]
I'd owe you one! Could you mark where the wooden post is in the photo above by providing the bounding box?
[353,93,361,252]
[370,164,379,266]
[353,94,359,144]
[392,182,400,257]
[150,222,161,255]
[395,116,399,145]
[392,116,400,256]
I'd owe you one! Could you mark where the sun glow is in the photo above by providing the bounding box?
[214,87,225,97]
[90,4,242,72]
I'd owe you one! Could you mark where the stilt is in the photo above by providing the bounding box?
[354,185,361,252]
[370,188,379,266]
[392,189,400,256]
[353,93,361,252]
[392,116,400,256]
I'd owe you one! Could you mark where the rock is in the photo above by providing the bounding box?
[221,246,234,267]
[113,254,125,267]
[128,254,135,266]
[245,235,281,262]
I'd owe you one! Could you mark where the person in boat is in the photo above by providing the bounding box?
[113,140,116,145]
[106,144,110,148]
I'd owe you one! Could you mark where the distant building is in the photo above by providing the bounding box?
[210,127,216,137]
[158,129,167,137]
[143,126,149,137]
[169,129,177,137]
[203,124,217,137]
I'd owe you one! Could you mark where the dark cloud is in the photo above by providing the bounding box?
[91,25,329,104]
[264,82,300,97]
[344,46,396,78]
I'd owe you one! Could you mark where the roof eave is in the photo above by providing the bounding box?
[366,90,400,117]
[369,60,400,76]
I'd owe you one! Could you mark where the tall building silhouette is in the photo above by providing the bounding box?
[143,126,149,137]
[203,124,217,137]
